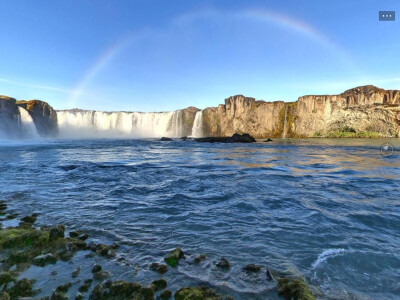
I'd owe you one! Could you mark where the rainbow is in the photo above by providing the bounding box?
[68,8,358,107]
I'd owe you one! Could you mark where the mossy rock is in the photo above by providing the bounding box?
[131,287,154,300]
[277,277,315,300]
[214,257,230,269]
[150,278,167,291]
[20,214,38,225]
[109,280,141,298]
[0,292,10,300]
[193,254,206,264]
[55,282,72,293]
[49,225,65,240]
[78,279,93,293]
[164,248,184,267]
[242,264,261,273]
[0,272,15,287]
[90,280,142,300]
[160,289,172,300]
[0,227,49,249]
[149,262,168,274]
[0,225,86,271]
[8,278,37,299]
[174,286,229,300]
[32,253,57,266]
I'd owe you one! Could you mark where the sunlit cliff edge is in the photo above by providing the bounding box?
[1,85,400,139]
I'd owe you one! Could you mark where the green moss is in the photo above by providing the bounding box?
[164,248,184,267]
[0,228,48,249]
[277,277,315,300]
[150,262,168,274]
[132,287,154,300]
[327,131,381,138]
[159,289,172,300]
[8,278,37,299]
[56,282,72,293]
[0,272,15,287]
[150,279,167,291]
[174,287,226,300]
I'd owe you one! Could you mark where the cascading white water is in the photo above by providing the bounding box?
[282,105,288,139]
[191,110,203,137]
[57,110,185,138]
[18,107,39,138]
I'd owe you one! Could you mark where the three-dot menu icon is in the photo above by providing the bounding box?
[379,11,395,21]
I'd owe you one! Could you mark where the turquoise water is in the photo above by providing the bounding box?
[1,138,399,299]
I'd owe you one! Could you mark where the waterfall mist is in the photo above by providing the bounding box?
[57,109,186,138]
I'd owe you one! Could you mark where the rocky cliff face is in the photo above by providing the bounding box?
[1,85,399,139]
[201,85,400,138]
[180,106,200,136]
[0,95,21,138]
[201,95,285,138]
[0,96,58,138]
[292,85,400,137]
[16,100,58,137]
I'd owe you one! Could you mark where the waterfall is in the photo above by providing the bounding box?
[57,110,184,138]
[282,106,288,138]
[191,110,203,137]
[18,107,39,138]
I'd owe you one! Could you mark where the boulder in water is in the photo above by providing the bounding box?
[214,257,230,269]
[243,264,261,273]
[160,137,172,141]
[263,138,273,142]
[164,247,184,267]
[195,133,256,143]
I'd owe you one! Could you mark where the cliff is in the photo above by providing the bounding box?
[16,100,58,137]
[0,96,21,138]
[0,96,58,138]
[199,85,400,138]
[2,85,400,139]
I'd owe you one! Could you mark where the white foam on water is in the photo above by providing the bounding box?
[312,248,347,268]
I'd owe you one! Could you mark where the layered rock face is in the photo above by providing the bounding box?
[0,96,21,138]
[200,85,400,138]
[1,85,399,139]
[292,85,400,137]
[180,106,200,136]
[201,95,285,138]
[16,100,58,137]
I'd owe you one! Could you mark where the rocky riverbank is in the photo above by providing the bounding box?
[0,201,316,300]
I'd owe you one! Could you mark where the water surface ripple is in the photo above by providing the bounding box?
[0,138,399,299]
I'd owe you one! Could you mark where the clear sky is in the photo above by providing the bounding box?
[0,0,399,111]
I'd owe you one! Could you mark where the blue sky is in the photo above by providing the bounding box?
[0,0,399,111]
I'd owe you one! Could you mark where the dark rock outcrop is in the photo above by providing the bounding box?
[0,96,20,138]
[195,133,256,143]
[16,100,58,137]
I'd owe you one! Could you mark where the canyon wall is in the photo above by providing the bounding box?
[199,85,400,138]
[1,85,399,139]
